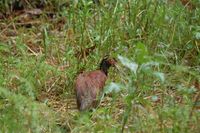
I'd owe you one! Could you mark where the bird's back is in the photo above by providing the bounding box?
[75,70,107,111]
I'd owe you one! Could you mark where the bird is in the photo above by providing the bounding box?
[75,56,117,111]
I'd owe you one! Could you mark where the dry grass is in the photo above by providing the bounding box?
[0,0,200,132]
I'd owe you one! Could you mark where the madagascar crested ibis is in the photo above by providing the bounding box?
[75,57,117,111]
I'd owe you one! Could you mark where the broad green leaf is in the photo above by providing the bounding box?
[118,55,138,75]
[153,72,165,83]
[151,95,158,102]
[140,61,159,71]
[195,32,200,40]
[104,82,122,94]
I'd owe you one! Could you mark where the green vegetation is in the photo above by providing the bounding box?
[0,0,199,132]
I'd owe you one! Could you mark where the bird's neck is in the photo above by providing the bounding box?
[100,59,111,76]
[100,66,109,76]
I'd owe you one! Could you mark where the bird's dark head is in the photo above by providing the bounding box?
[100,56,117,75]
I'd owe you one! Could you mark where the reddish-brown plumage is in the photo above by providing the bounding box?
[75,57,116,111]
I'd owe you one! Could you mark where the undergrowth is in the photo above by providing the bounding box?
[0,0,199,132]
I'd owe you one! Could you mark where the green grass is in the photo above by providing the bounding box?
[0,0,200,132]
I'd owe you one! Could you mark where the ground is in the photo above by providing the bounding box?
[0,1,200,133]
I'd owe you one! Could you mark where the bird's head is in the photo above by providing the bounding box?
[100,56,117,75]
